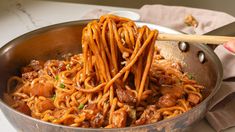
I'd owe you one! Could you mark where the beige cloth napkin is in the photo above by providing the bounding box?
[82,5,235,131]
[206,82,235,131]
[139,5,235,35]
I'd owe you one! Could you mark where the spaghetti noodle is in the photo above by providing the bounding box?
[4,15,204,128]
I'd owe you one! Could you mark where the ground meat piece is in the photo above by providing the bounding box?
[21,60,44,74]
[160,85,184,98]
[58,61,66,72]
[29,60,44,71]
[22,71,38,81]
[116,87,136,105]
[38,69,47,76]
[16,102,31,115]
[21,66,33,73]
[80,120,90,128]
[145,84,161,104]
[30,82,54,97]
[111,109,127,128]
[63,117,75,125]
[158,94,177,108]
[188,93,200,105]
[126,111,136,126]
[83,103,99,120]
[135,105,161,125]
[37,99,55,113]
[90,112,104,128]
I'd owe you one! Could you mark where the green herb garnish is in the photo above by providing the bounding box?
[52,94,56,100]
[187,73,194,80]
[55,75,59,81]
[78,103,84,110]
[59,83,65,88]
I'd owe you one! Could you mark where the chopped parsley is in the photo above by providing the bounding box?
[78,104,84,110]
[187,73,194,80]
[55,75,59,81]
[59,83,65,88]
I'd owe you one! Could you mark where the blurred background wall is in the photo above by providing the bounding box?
[45,0,235,16]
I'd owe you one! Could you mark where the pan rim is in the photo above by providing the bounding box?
[0,19,223,131]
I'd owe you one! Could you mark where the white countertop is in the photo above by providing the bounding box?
[0,0,234,132]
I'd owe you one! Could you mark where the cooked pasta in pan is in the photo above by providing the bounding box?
[4,15,204,128]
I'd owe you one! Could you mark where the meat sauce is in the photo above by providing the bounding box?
[4,58,204,128]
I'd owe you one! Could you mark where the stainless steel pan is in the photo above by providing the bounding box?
[0,20,223,132]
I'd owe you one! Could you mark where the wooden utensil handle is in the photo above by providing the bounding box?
[157,34,235,45]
